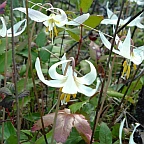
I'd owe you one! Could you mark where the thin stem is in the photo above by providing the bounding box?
[25,0,48,143]
[75,8,83,65]
[1,26,9,144]
[10,0,20,143]
[90,0,125,143]
[60,30,65,57]
[51,92,61,144]
[110,64,141,126]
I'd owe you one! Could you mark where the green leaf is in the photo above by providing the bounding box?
[83,15,103,29]
[80,0,93,13]
[0,50,12,73]
[35,130,54,144]
[36,31,46,47]
[69,100,88,113]
[0,38,10,54]
[140,76,144,85]
[112,123,120,139]
[113,140,120,144]
[0,122,16,140]
[24,113,40,122]
[99,122,112,144]
[17,78,39,93]
[66,30,79,41]
[65,128,82,144]
[39,45,53,62]
[107,90,134,104]
[21,130,33,137]
[5,135,17,144]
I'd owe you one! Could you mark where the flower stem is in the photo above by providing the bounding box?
[90,0,125,143]
[10,0,20,142]
[75,8,83,65]
[51,92,61,144]
[25,0,48,143]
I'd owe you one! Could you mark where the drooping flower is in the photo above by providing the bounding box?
[0,1,27,37]
[13,6,90,43]
[101,2,144,28]
[101,2,131,26]
[0,17,6,37]
[99,29,144,78]
[129,0,144,5]
[35,54,100,103]
[0,17,27,37]
[119,118,140,144]
[128,14,144,29]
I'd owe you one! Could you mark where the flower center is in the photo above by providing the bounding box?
[59,88,76,103]
[46,14,60,37]
[122,60,130,79]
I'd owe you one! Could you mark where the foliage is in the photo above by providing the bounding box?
[0,0,144,144]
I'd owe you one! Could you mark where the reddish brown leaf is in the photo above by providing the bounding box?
[0,1,6,14]
[31,113,55,131]
[74,114,92,144]
[31,109,92,143]
[54,113,74,143]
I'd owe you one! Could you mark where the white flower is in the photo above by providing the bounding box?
[129,0,144,5]
[119,118,126,144]
[0,17,27,37]
[119,118,140,144]
[13,7,90,36]
[35,54,100,102]
[128,14,144,29]
[99,28,144,78]
[0,17,7,37]
[101,2,131,26]
[101,2,144,28]
[99,29,144,65]
[129,123,140,144]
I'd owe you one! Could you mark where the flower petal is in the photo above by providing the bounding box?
[14,8,49,22]
[7,19,27,37]
[101,19,118,25]
[35,57,65,87]
[76,60,97,85]
[129,123,140,144]
[62,66,78,94]
[119,118,126,144]
[106,2,118,19]
[61,53,67,74]
[49,8,68,27]
[76,83,98,97]
[49,59,71,80]
[99,31,121,55]
[99,31,112,50]
[66,13,90,26]
[122,16,131,25]
[0,17,6,37]
[131,46,144,65]
[120,29,131,59]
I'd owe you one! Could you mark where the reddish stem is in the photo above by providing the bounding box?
[0,94,14,125]
[75,8,83,65]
